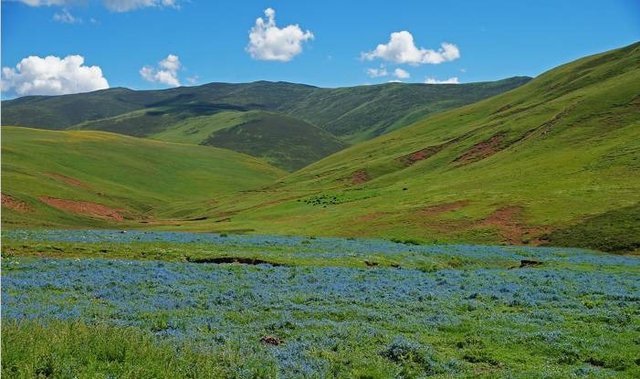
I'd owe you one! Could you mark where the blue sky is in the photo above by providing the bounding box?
[1,0,639,97]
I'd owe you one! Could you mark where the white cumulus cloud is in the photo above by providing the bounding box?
[363,31,460,65]
[424,76,460,84]
[247,8,314,62]
[140,54,181,87]
[1,55,109,96]
[393,68,410,79]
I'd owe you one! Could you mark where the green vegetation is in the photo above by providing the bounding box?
[2,43,639,253]
[196,42,640,252]
[3,231,639,377]
[545,204,640,253]
[2,77,530,144]
[2,320,276,378]
[200,111,345,171]
[1,126,284,229]
[73,109,346,171]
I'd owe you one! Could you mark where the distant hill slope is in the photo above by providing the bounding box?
[198,111,346,171]
[71,109,346,171]
[201,42,640,252]
[2,77,530,144]
[1,126,285,228]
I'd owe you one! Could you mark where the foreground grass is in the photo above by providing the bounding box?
[2,320,276,378]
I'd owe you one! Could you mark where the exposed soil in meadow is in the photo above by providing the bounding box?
[358,211,388,222]
[44,173,91,189]
[351,169,370,185]
[399,143,447,166]
[418,203,549,245]
[479,206,549,245]
[39,196,125,221]
[454,134,506,165]
[1,193,32,213]
[186,256,284,266]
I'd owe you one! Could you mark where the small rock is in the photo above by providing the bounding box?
[260,335,282,346]
[519,259,543,268]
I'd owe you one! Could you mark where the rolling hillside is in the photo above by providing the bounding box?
[198,42,640,252]
[1,126,285,228]
[2,77,530,144]
[2,43,638,253]
[73,110,346,171]
[198,111,346,171]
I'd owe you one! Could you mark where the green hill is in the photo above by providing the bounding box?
[2,77,530,144]
[1,126,285,229]
[72,109,346,171]
[201,42,640,252]
[198,111,346,171]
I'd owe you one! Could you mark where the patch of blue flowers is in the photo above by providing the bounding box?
[4,229,639,267]
[3,230,640,377]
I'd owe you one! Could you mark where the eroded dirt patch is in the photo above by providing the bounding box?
[44,173,91,189]
[358,211,387,222]
[39,196,124,221]
[1,193,32,213]
[479,206,548,245]
[186,256,284,266]
[399,143,447,166]
[351,169,370,185]
[418,204,549,245]
[454,134,506,165]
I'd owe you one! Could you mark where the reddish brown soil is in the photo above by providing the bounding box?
[351,169,370,185]
[1,193,32,213]
[479,206,549,245]
[45,173,91,189]
[399,145,445,166]
[421,200,470,216]
[358,212,387,222]
[417,203,549,245]
[454,134,505,165]
[39,196,124,221]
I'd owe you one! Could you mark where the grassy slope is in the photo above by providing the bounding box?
[81,109,347,171]
[199,111,346,171]
[1,88,170,130]
[195,42,640,250]
[1,126,285,228]
[286,77,532,143]
[2,78,530,144]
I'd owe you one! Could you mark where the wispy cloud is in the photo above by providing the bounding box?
[53,8,81,23]
[424,76,460,84]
